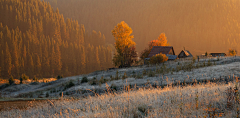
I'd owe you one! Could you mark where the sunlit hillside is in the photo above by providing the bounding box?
[46,0,240,55]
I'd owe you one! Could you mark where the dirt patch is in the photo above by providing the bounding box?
[0,98,59,111]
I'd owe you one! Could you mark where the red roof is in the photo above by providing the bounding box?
[147,46,175,58]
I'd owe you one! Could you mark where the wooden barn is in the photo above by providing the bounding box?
[147,46,177,60]
[178,50,193,58]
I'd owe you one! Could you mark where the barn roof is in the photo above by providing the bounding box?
[147,46,175,58]
[178,50,193,58]
[183,50,193,57]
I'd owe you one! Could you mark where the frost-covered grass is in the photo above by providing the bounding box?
[1,81,240,117]
[2,56,240,98]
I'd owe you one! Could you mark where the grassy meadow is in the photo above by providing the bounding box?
[1,80,240,117]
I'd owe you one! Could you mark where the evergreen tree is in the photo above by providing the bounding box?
[36,55,41,77]
[55,44,62,75]
[0,50,4,78]
[0,0,114,79]
[5,43,12,77]
[43,46,50,77]
[95,47,101,70]
[12,42,19,78]
[28,53,34,78]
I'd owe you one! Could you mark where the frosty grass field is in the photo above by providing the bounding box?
[1,57,240,117]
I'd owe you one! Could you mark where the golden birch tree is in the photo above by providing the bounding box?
[112,21,137,67]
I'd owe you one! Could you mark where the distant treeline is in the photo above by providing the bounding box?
[0,0,113,79]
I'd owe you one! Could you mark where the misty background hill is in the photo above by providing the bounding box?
[0,0,113,79]
[46,0,240,55]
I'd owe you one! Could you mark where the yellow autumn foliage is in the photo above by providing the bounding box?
[112,21,137,67]
[149,53,168,64]
[157,33,170,46]
[112,21,136,54]
[228,48,237,56]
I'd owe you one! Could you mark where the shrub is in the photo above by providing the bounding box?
[122,72,128,79]
[132,71,136,77]
[207,60,212,66]
[192,57,196,64]
[110,75,114,80]
[149,53,168,64]
[115,71,119,80]
[176,65,182,72]
[138,105,152,116]
[81,77,88,83]
[196,63,199,68]
[205,52,208,56]
[8,76,14,85]
[20,74,29,84]
[57,75,63,80]
[148,70,155,77]
[136,74,143,79]
[65,92,69,95]
[229,48,237,56]
[99,76,107,84]
[110,83,117,91]
[142,70,147,75]
[46,92,49,98]
[33,76,38,82]
[89,77,98,85]
[65,81,75,90]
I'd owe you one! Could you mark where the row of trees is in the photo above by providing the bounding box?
[112,21,170,67]
[0,0,113,79]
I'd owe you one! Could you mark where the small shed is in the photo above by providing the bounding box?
[147,46,177,60]
[210,53,226,57]
[178,50,193,58]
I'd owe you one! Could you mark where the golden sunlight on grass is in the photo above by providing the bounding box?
[0,78,57,85]
[1,81,240,117]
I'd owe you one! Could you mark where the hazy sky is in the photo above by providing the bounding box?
[49,0,240,56]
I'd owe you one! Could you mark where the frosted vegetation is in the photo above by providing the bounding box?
[1,57,240,117]
[1,81,240,117]
[0,57,233,98]
[1,56,240,98]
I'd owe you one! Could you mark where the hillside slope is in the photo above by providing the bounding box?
[1,56,240,98]
[0,0,113,79]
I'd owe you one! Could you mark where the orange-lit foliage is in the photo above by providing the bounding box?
[149,53,168,64]
[112,21,137,67]
[229,48,237,56]
[149,40,160,49]
[0,0,113,79]
[140,48,151,60]
[157,33,170,47]
[141,33,170,60]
